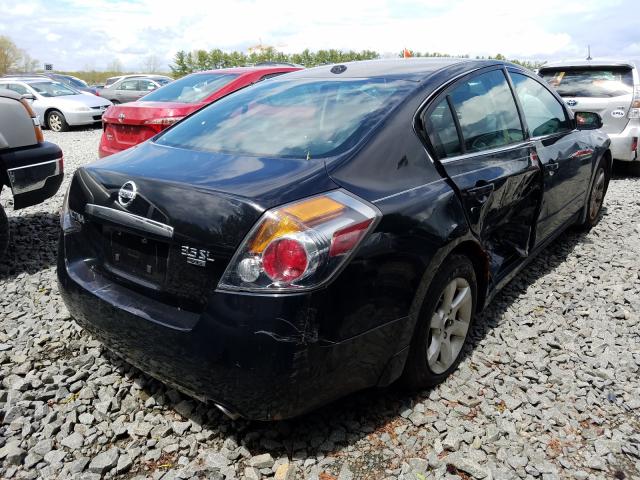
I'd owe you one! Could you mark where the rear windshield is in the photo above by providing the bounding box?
[140,73,238,103]
[29,81,78,97]
[155,77,414,158]
[63,76,89,88]
[540,67,633,97]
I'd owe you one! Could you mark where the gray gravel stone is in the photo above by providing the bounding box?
[88,447,119,474]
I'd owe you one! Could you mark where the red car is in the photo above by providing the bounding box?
[98,66,301,158]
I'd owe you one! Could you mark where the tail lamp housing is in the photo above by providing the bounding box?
[218,190,381,292]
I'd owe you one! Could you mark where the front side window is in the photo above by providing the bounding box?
[156,77,414,158]
[424,99,462,158]
[140,73,239,103]
[540,67,633,98]
[29,82,77,97]
[448,70,524,153]
[510,72,571,137]
[4,83,29,95]
[139,80,157,91]
[119,80,139,91]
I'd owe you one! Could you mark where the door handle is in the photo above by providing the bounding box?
[545,160,559,175]
[467,183,494,209]
[468,183,495,197]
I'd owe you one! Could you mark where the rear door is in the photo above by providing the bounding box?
[540,66,634,136]
[422,68,543,281]
[509,69,593,244]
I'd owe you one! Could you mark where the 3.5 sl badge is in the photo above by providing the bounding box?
[181,246,215,267]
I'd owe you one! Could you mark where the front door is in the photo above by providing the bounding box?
[422,68,543,281]
[116,79,140,103]
[508,70,594,244]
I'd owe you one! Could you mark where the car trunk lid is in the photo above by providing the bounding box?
[66,141,337,310]
[102,102,202,148]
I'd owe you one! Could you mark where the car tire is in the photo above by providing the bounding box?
[47,110,70,132]
[402,255,477,389]
[0,204,8,260]
[579,158,610,230]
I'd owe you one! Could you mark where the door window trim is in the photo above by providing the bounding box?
[417,65,527,163]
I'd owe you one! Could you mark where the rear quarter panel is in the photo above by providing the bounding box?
[324,85,474,349]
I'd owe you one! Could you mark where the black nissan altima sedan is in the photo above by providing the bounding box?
[58,59,611,420]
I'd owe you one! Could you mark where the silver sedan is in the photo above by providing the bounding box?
[0,78,112,132]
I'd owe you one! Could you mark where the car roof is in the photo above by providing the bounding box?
[189,66,301,76]
[275,58,497,81]
[540,58,639,70]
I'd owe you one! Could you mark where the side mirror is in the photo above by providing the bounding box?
[21,93,36,101]
[575,111,603,130]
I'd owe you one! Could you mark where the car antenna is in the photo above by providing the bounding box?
[586,45,592,61]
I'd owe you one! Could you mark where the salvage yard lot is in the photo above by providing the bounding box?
[1,128,639,480]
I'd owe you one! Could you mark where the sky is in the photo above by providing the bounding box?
[0,0,639,72]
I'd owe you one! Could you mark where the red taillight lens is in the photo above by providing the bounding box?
[219,190,380,292]
[632,137,638,152]
[330,220,373,257]
[263,238,308,282]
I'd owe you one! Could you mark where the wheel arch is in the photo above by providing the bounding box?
[44,108,63,127]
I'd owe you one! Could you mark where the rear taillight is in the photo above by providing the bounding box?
[218,190,380,292]
[631,137,638,152]
[143,116,185,133]
[19,98,44,142]
[630,87,640,118]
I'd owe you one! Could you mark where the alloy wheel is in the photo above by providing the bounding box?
[49,114,63,132]
[427,277,472,374]
[589,167,606,222]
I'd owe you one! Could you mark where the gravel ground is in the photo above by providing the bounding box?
[1,128,639,480]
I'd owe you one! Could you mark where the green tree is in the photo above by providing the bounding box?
[0,36,23,74]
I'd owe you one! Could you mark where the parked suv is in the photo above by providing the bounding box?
[0,88,63,258]
[539,60,640,171]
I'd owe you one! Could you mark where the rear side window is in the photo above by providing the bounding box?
[448,70,524,153]
[540,67,633,98]
[510,72,571,137]
[424,99,462,158]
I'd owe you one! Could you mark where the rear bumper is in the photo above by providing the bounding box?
[2,141,64,209]
[608,120,639,161]
[57,231,410,420]
[97,138,123,158]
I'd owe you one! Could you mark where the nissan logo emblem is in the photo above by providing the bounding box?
[118,181,137,207]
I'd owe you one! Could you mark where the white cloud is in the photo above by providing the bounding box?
[0,0,636,71]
